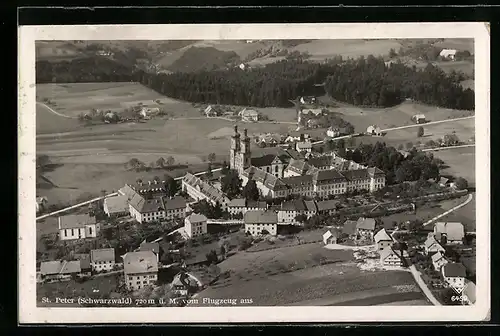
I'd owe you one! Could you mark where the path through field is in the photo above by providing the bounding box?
[36,102,77,119]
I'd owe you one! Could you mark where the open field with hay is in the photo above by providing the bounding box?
[432,38,474,52]
[36,82,202,119]
[384,118,475,143]
[190,243,423,306]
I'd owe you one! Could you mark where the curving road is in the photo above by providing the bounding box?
[37,102,77,119]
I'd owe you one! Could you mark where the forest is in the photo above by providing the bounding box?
[36,54,474,111]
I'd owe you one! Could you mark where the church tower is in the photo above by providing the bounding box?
[229,125,241,171]
[239,128,252,172]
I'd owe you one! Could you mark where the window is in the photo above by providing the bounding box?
[71,229,74,236]
[136,281,140,285]
[129,276,133,281]
[143,280,148,284]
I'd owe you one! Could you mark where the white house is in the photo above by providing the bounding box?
[431,251,449,271]
[424,234,446,255]
[244,210,278,236]
[277,200,306,225]
[227,198,247,215]
[379,246,404,267]
[323,230,337,245]
[184,213,208,239]
[326,127,341,138]
[412,114,426,124]
[366,125,382,136]
[295,141,312,153]
[442,262,466,292]
[123,251,158,291]
[58,214,99,241]
[433,222,465,245]
[439,49,457,60]
[90,248,116,272]
[239,108,259,122]
[374,228,393,251]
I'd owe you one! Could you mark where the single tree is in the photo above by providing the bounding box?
[166,156,175,166]
[242,179,260,201]
[417,126,424,137]
[207,153,216,163]
[221,161,230,175]
[156,157,166,168]
[221,169,242,199]
[163,175,179,197]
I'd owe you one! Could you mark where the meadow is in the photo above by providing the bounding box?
[433,147,476,186]
[36,82,202,118]
[190,243,424,306]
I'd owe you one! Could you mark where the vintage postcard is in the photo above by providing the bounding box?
[18,23,490,323]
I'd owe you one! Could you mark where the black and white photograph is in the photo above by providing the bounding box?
[18,23,490,323]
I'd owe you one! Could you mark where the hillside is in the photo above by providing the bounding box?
[167,46,241,72]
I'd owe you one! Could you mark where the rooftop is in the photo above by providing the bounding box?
[244,210,278,224]
[228,198,246,208]
[139,242,160,255]
[342,220,358,236]
[104,195,129,214]
[374,228,392,243]
[40,260,81,276]
[443,262,466,278]
[163,196,187,210]
[58,214,96,229]
[316,199,338,212]
[123,251,158,275]
[90,248,115,263]
[380,246,403,261]
[434,222,465,241]
[186,213,208,223]
[356,217,376,231]
[280,200,306,212]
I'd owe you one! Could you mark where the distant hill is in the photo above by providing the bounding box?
[167,46,241,73]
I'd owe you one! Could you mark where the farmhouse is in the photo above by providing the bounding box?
[58,214,99,241]
[277,200,307,224]
[184,213,208,239]
[301,108,322,116]
[90,248,116,272]
[303,200,318,218]
[323,230,338,245]
[431,251,449,271]
[441,262,466,291]
[40,260,82,282]
[171,272,191,296]
[433,222,465,245]
[366,125,382,136]
[182,173,230,210]
[300,96,317,105]
[316,199,339,215]
[356,217,376,240]
[244,210,279,236]
[239,108,259,122]
[205,105,222,117]
[103,195,129,217]
[439,49,457,60]
[412,114,426,124]
[296,141,312,153]
[424,235,446,255]
[326,127,341,138]
[379,246,404,267]
[374,228,393,250]
[123,251,158,291]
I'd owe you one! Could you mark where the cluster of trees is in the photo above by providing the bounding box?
[190,199,227,219]
[301,111,355,133]
[124,157,177,172]
[136,59,332,108]
[324,56,474,110]
[36,57,139,83]
[220,169,243,199]
[342,141,440,184]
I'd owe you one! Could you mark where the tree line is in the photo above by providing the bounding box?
[37,54,474,111]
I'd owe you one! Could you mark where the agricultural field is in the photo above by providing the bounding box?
[36,82,201,119]
[323,100,474,134]
[433,147,476,187]
[36,103,82,134]
[190,243,424,306]
[36,41,86,62]
[432,38,474,52]
[439,193,476,232]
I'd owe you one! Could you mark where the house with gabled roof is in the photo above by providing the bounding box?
[90,248,116,272]
[315,199,339,215]
[40,260,82,282]
[434,222,465,245]
[323,229,338,245]
[58,214,99,241]
[424,234,446,255]
[139,241,161,262]
[284,158,311,178]
[244,210,278,236]
[182,173,230,210]
[277,200,307,225]
[379,246,404,267]
[123,251,158,291]
[356,217,376,240]
[103,195,129,217]
[184,213,208,239]
[431,251,449,271]
[374,228,393,250]
[442,262,466,292]
[128,194,166,224]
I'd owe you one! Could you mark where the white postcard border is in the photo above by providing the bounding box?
[18,22,490,323]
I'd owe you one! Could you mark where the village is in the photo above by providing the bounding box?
[36,101,476,307]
